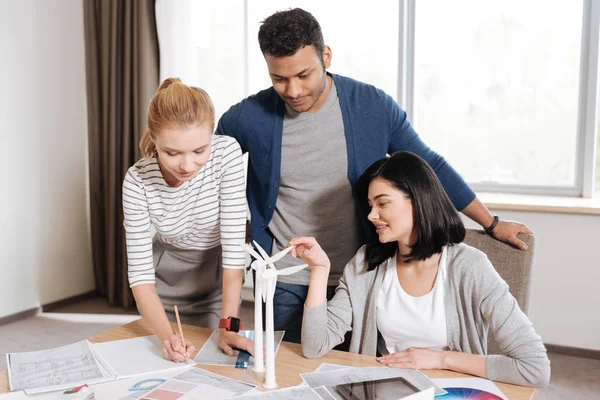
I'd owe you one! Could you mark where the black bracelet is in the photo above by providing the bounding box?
[485,215,500,235]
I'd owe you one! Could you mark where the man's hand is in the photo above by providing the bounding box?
[217,329,254,356]
[377,348,445,370]
[461,199,533,251]
[491,220,533,250]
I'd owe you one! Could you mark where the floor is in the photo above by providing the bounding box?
[0,295,598,399]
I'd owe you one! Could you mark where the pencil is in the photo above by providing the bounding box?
[173,305,188,361]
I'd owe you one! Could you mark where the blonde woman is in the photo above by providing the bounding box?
[123,78,252,362]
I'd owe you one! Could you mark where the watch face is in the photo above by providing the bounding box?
[230,318,241,332]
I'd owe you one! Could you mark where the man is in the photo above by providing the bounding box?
[217,8,532,343]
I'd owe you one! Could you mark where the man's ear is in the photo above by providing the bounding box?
[322,45,332,69]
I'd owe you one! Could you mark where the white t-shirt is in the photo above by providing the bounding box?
[376,248,448,354]
[122,135,247,288]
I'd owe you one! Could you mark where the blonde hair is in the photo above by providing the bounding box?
[140,77,215,158]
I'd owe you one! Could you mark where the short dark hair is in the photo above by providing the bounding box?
[356,152,465,270]
[258,8,325,59]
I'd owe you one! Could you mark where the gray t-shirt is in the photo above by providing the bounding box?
[269,81,362,285]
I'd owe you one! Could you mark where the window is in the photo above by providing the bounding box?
[157,0,600,198]
[413,0,584,192]
[246,1,399,100]
[157,0,398,119]
[156,0,246,120]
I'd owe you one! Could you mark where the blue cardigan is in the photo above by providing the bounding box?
[216,74,475,255]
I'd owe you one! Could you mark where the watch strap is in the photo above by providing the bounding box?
[485,215,500,235]
[219,317,243,332]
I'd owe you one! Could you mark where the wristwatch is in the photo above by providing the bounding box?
[485,215,500,235]
[219,317,243,332]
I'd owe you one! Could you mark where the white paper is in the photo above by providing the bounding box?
[313,385,337,400]
[232,385,324,399]
[7,340,114,394]
[174,368,256,395]
[51,386,96,400]
[193,329,285,366]
[93,369,183,399]
[0,390,61,399]
[120,368,257,400]
[431,377,507,399]
[297,364,352,387]
[313,363,351,373]
[300,366,445,398]
[0,392,39,399]
[402,387,435,400]
[92,335,194,379]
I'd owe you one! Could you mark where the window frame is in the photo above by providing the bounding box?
[176,0,600,198]
[398,0,600,198]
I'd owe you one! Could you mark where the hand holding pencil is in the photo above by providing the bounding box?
[174,305,189,362]
[161,306,196,362]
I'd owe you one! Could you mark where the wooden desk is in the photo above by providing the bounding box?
[0,319,536,399]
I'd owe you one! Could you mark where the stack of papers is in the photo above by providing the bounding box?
[7,340,114,394]
[231,385,334,399]
[224,363,441,400]
[6,336,194,394]
[119,367,256,400]
[93,335,194,378]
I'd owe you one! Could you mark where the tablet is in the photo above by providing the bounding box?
[335,377,420,400]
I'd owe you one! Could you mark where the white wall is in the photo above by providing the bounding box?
[0,0,94,318]
[463,210,600,351]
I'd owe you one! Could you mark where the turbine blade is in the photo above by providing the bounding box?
[253,241,271,262]
[269,246,294,263]
[241,243,262,261]
[276,264,309,276]
[253,241,276,270]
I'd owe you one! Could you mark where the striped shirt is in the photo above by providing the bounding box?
[122,135,247,288]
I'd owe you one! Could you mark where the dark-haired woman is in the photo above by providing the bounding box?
[287,152,550,387]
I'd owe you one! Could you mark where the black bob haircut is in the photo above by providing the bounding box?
[356,151,466,270]
[258,8,325,61]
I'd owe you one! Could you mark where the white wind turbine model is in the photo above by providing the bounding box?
[241,241,308,389]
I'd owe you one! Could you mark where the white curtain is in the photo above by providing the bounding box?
[155,0,246,120]
[155,0,198,85]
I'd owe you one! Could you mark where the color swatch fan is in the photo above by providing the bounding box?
[437,387,504,399]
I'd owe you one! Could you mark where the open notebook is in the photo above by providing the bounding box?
[7,335,194,394]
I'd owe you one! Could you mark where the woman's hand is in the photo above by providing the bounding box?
[287,237,331,272]
[288,237,331,308]
[377,348,445,370]
[217,329,254,356]
[161,334,196,362]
